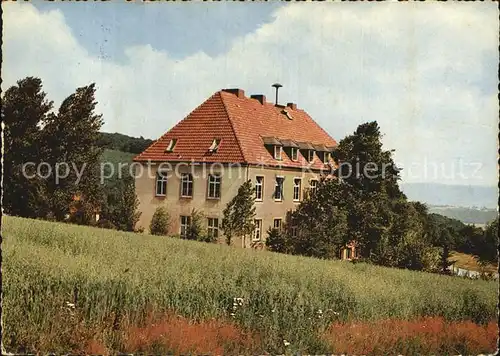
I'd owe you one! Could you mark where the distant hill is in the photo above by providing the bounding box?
[400,183,497,209]
[98,132,154,154]
[427,206,497,226]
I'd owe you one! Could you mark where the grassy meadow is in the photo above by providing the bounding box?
[2,216,497,354]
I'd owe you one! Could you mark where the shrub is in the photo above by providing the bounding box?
[265,227,288,253]
[184,209,207,242]
[96,219,116,230]
[149,206,170,236]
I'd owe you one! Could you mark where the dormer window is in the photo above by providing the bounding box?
[308,150,315,162]
[291,147,299,161]
[208,138,221,153]
[165,138,177,152]
[274,145,283,160]
[323,152,331,164]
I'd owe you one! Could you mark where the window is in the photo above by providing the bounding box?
[253,219,262,241]
[255,176,264,201]
[207,174,221,199]
[207,218,219,239]
[274,145,283,160]
[165,139,177,152]
[291,147,298,161]
[308,150,315,162]
[273,218,282,231]
[155,171,168,196]
[323,152,330,164]
[274,177,284,201]
[291,226,298,238]
[293,178,301,201]
[208,138,221,153]
[345,248,352,260]
[310,179,318,196]
[180,215,191,238]
[181,173,193,197]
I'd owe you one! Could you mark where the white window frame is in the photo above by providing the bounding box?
[180,173,193,198]
[291,147,298,161]
[308,150,315,162]
[274,145,283,160]
[155,171,168,196]
[273,218,282,231]
[253,219,262,241]
[207,174,221,199]
[207,217,219,239]
[274,176,284,201]
[208,138,221,153]
[310,179,318,196]
[255,176,264,201]
[165,138,177,152]
[293,178,301,202]
[180,215,191,237]
[323,151,330,164]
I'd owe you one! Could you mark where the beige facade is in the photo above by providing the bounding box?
[135,162,322,247]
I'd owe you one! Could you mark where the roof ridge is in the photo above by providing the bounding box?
[219,91,248,163]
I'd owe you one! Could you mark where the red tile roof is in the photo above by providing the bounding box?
[134,89,337,170]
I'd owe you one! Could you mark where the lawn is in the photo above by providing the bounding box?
[2,216,497,354]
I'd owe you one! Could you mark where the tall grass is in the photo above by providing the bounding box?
[2,216,497,353]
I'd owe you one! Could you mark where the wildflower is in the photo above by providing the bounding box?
[283,339,290,347]
[230,313,236,317]
[66,302,75,309]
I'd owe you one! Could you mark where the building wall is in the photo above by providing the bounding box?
[135,162,322,247]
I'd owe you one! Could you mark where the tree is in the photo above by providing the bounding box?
[108,178,141,231]
[2,77,53,218]
[438,244,455,275]
[334,121,405,258]
[41,83,104,221]
[474,217,498,266]
[265,227,289,253]
[287,178,349,259]
[184,208,207,242]
[150,206,170,236]
[221,180,256,246]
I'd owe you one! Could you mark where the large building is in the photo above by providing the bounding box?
[134,87,339,248]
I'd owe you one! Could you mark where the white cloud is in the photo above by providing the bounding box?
[2,2,498,185]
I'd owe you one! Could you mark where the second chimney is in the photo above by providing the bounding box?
[222,88,245,98]
[286,102,297,110]
[251,94,266,105]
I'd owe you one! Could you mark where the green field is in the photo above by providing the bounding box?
[2,216,497,353]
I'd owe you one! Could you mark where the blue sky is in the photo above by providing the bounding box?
[3,1,499,186]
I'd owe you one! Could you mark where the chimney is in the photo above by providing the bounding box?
[271,83,282,106]
[222,88,245,98]
[250,94,266,105]
[286,102,297,110]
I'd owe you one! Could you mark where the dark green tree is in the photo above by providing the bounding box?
[184,208,207,242]
[287,178,349,259]
[41,83,104,221]
[150,206,170,236]
[221,180,256,246]
[474,217,498,266]
[108,178,141,231]
[2,77,53,218]
[265,227,289,253]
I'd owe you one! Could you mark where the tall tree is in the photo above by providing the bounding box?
[221,180,256,246]
[474,217,498,266]
[334,121,405,257]
[2,77,53,218]
[287,178,349,259]
[42,83,104,220]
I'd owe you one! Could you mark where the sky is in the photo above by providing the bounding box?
[2,1,498,187]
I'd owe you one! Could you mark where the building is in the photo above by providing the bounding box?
[134,87,339,248]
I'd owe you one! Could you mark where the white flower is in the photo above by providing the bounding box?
[66,302,75,309]
[283,339,290,347]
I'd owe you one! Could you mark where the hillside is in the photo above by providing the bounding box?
[428,206,498,225]
[2,216,496,354]
[98,132,154,154]
[400,183,497,209]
